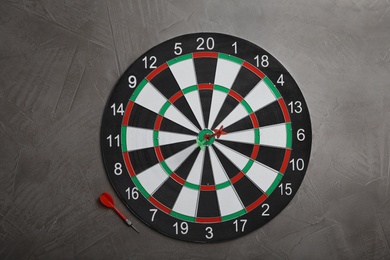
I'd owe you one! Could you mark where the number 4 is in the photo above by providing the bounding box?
[277,74,284,86]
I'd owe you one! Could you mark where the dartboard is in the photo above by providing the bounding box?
[101,33,312,242]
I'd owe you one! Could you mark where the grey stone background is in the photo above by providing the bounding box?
[1,0,390,259]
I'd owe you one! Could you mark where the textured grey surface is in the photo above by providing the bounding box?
[1,0,390,259]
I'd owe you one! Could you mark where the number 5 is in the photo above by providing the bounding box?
[174,42,182,55]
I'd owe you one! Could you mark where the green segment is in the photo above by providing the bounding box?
[242,160,254,173]
[221,209,247,222]
[121,126,127,152]
[214,84,229,93]
[241,99,253,114]
[218,53,243,65]
[182,85,198,94]
[263,77,281,99]
[153,130,159,146]
[197,129,215,148]
[215,181,231,190]
[132,177,150,199]
[130,79,147,101]
[254,128,260,144]
[266,173,283,195]
[160,161,173,175]
[286,122,292,149]
[159,101,171,116]
[167,53,192,66]
[184,181,199,190]
[170,211,196,222]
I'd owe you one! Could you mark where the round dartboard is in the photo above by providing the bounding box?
[101,33,311,243]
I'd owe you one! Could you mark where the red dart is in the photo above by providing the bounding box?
[213,125,227,138]
[99,192,139,233]
[204,125,227,140]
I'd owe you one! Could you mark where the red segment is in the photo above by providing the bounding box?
[196,216,222,223]
[278,98,291,122]
[251,145,260,160]
[154,115,163,130]
[279,149,291,174]
[231,172,245,184]
[249,113,259,128]
[171,173,185,185]
[169,91,183,104]
[243,61,265,79]
[228,89,243,102]
[198,83,213,90]
[246,194,268,212]
[149,196,171,214]
[146,63,168,81]
[123,152,136,177]
[122,101,133,126]
[200,185,216,191]
[193,52,218,58]
[154,146,164,162]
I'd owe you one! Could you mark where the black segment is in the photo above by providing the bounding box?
[231,66,261,98]
[256,146,285,171]
[196,191,220,218]
[128,103,157,129]
[199,89,213,128]
[216,140,254,159]
[201,149,215,185]
[128,148,159,174]
[255,100,285,127]
[150,67,180,100]
[160,140,195,160]
[194,57,217,84]
[152,178,183,210]
[233,177,264,207]
[160,117,198,135]
[173,96,202,130]
[223,115,253,133]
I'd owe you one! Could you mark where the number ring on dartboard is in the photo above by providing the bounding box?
[101,32,312,243]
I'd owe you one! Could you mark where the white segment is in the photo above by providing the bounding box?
[218,103,248,129]
[216,186,244,216]
[260,123,287,148]
[244,80,276,112]
[169,59,197,89]
[209,147,229,185]
[186,150,205,185]
[246,162,278,192]
[207,90,227,128]
[221,129,254,144]
[157,131,196,146]
[164,144,197,172]
[136,162,169,195]
[184,91,205,129]
[214,58,241,88]
[164,105,199,133]
[172,186,199,217]
[134,82,166,114]
[126,127,154,151]
[213,142,248,170]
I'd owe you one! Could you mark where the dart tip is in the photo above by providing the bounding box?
[132,225,140,233]
[125,219,140,233]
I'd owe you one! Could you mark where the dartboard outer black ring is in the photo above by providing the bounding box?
[101,33,312,243]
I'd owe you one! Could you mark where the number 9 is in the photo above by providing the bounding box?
[128,75,137,88]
